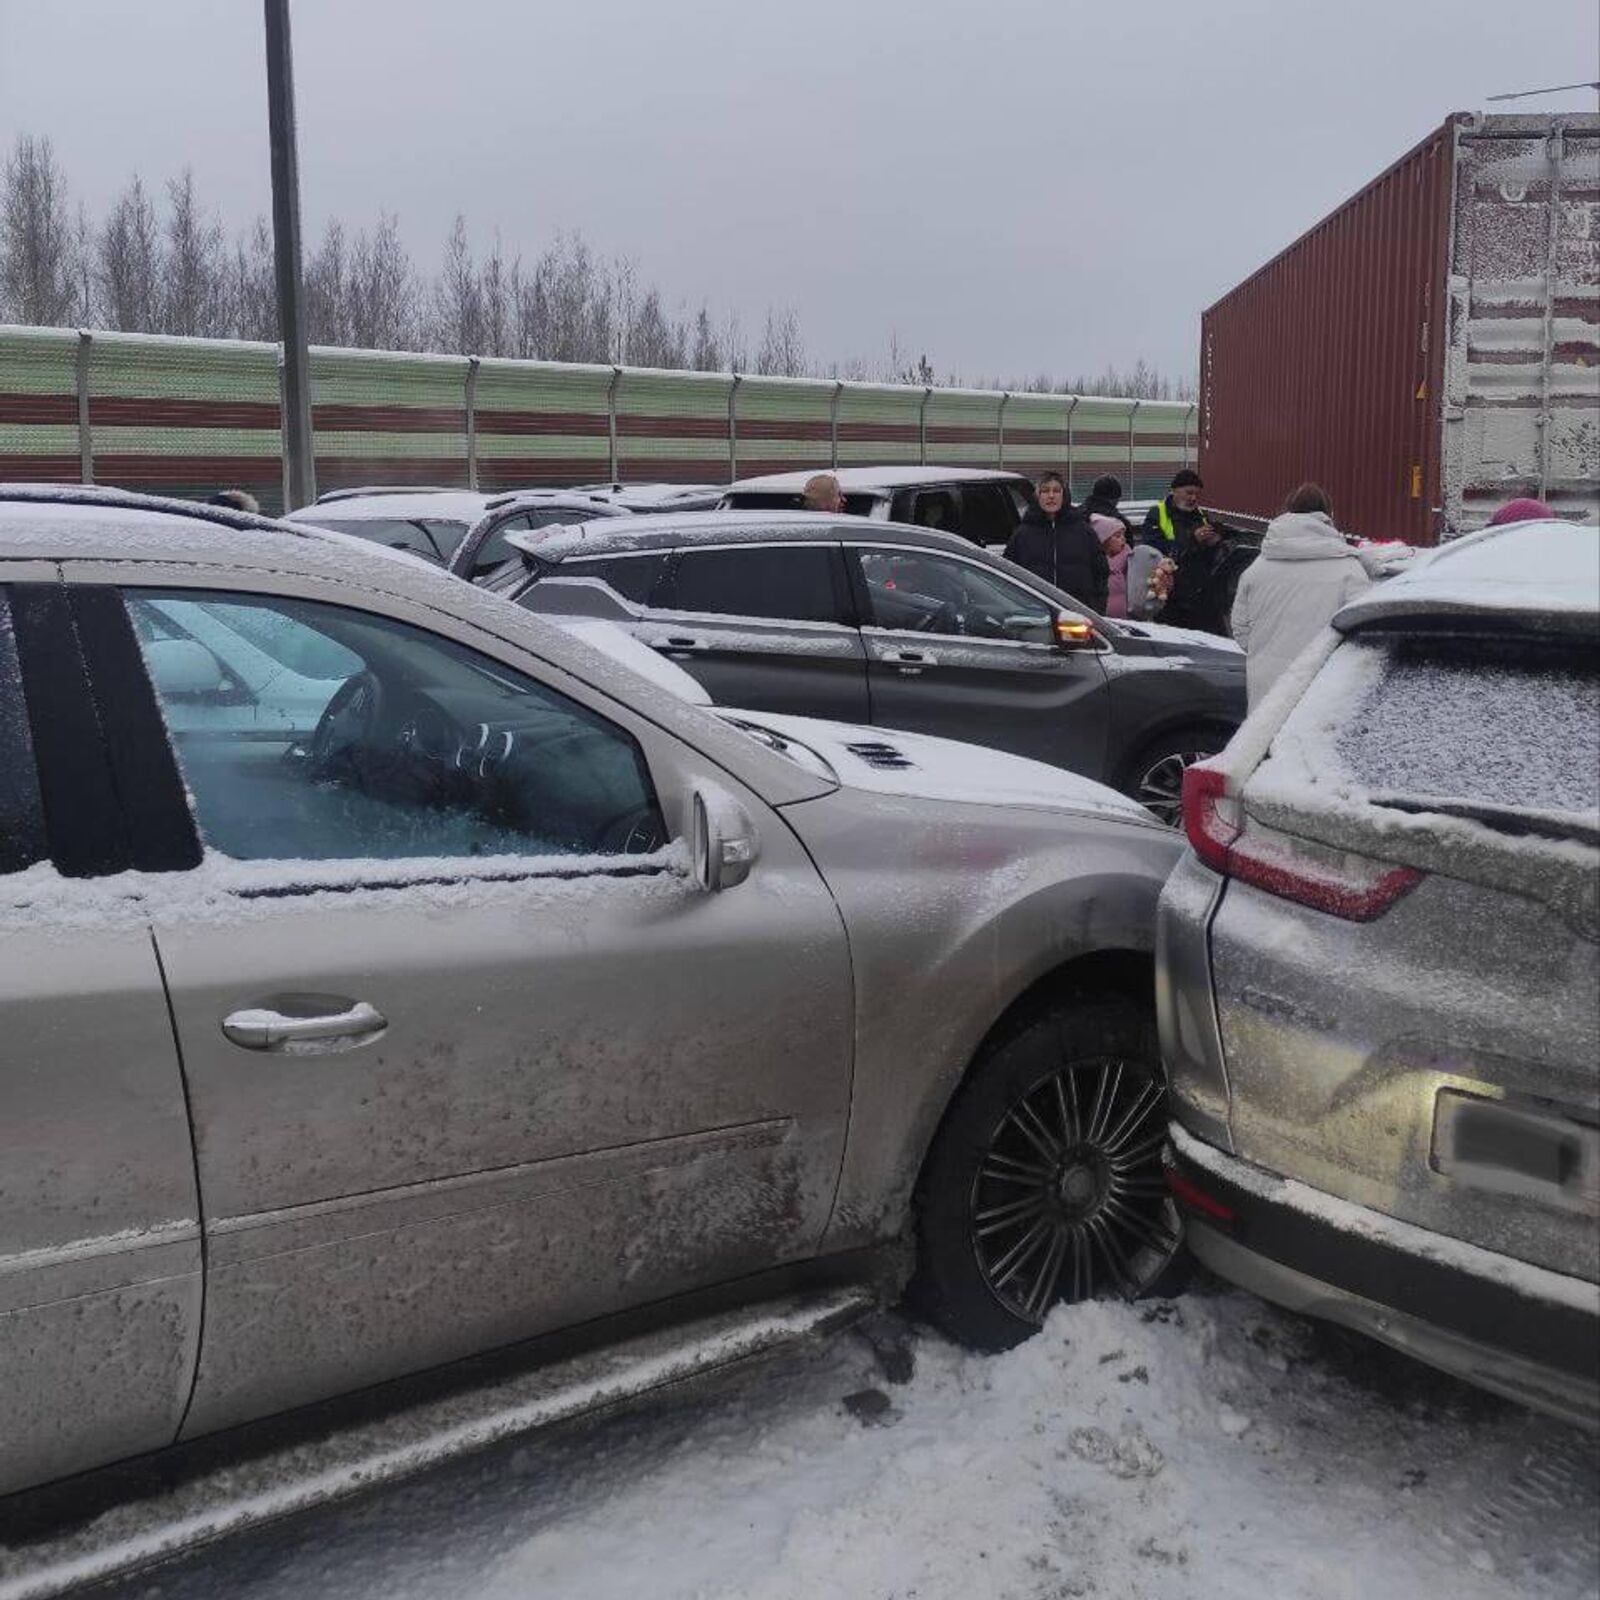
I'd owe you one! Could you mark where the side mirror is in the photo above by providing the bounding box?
[691,784,759,892]
[1052,611,1101,651]
[144,637,229,696]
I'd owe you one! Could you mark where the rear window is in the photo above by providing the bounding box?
[298,516,468,563]
[722,490,878,516]
[666,547,843,624]
[1334,636,1599,815]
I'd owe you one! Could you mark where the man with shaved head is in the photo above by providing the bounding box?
[801,473,845,513]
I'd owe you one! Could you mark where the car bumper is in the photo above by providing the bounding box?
[1167,1125,1600,1432]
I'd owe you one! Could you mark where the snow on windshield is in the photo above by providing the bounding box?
[1333,638,1599,816]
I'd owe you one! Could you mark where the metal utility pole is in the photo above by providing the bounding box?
[264,0,315,508]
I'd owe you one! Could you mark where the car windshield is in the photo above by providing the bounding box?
[297,516,470,564]
[1334,635,1600,817]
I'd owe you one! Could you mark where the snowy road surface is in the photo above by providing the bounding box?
[81,1282,1600,1599]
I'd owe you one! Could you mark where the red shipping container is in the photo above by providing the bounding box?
[1201,112,1600,544]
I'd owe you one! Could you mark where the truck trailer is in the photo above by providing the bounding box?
[1200,111,1599,544]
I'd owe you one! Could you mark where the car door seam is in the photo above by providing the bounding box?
[148,926,213,1444]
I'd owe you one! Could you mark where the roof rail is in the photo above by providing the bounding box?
[314,485,470,503]
[0,482,296,534]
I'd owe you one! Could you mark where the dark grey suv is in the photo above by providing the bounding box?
[488,511,1246,813]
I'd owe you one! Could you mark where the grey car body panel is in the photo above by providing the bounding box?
[0,919,204,1496]
[1207,869,1599,1275]
[1,493,1180,1494]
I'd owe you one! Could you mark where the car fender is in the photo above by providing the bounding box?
[778,786,1181,1252]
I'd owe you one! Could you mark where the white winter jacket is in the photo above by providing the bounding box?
[1231,511,1373,707]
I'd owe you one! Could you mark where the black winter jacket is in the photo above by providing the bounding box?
[1080,492,1134,536]
[1161,535,1253,636]
[1003,504,1109,612]
[1139,496,1208,555]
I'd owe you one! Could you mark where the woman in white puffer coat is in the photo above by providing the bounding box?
[1231,484,1374,708]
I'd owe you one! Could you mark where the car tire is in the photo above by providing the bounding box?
[911,995,1181,1352]
[1120,726,1234,827]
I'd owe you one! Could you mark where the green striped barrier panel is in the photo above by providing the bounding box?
[0,326,1198,514]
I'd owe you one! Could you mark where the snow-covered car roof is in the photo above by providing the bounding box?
[724,466,1033,495]
[1333,519,1598,637]
[287,491,494,525]
[502,509,1014,565]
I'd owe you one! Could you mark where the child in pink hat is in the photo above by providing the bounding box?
[1091,513,1130,617]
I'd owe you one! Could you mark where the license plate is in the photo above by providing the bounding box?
[1432,1089,1600,1215]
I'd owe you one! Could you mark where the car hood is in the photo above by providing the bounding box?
[1111,618,1245,658]
[719,710,1162,826]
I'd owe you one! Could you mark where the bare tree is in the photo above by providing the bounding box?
[162,169,229,336]
[305,219,350,345]
[477,233,514,357]
[0,134,78,325]
[624,286,684,369]
[95,175,163,331]
[755,305,805,377]
[429,213,481,353]
[516,233,612,362]
[231,216,278,341]
[689,305,721,372]
[347,212,414,350]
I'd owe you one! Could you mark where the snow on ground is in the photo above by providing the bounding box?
[91,1280,1598,1600]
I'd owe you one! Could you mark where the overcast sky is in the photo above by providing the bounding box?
[2,0,1596,380]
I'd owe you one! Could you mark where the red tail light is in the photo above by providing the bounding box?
[1181,762,1422,922]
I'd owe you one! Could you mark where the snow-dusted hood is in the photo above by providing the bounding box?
[720,710,1161,826]
[1260,511,1364,563]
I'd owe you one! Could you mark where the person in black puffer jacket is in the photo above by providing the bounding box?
[1003,471,1109,612]
[1080,474,1134,538]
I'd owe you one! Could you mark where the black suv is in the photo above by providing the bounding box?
[489,511,1246,820]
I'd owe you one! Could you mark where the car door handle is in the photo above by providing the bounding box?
[647,634,710,653]
[883,647,939,672]
[222,1001,388,1051]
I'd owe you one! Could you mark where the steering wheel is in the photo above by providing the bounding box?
[307,670,386,781]
[593,802,668,855]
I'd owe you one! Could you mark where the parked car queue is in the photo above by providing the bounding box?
[0,483,1593,1510]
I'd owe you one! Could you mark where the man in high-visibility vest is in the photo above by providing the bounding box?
[1139,469,1210,555]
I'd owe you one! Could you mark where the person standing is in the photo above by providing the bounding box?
[1160,518,1247,636]
[1231,483,1372,707]
[1091,513,1131,618]
[1004,471,1108,612]
[1140,469,1209,555]
[1082,474,1134,537]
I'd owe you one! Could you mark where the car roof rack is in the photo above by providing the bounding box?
[313,485,471,503]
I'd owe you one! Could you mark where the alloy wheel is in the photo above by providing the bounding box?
[1136,750,1207,828]
[968,1057,1178,1324]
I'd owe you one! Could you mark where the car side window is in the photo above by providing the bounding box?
[856,549,1055,643]
[0,587,47,875]
[554,553,672,606]
[960,485,1020,544]
[125,589,666,865]
[908,489,959,535]
[665,546,843,624]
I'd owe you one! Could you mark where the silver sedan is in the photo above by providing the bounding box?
[0,486,1182,1498]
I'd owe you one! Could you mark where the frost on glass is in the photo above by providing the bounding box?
[0,591,47,873]
[127,589,664,865]
[1333,638,1599,815]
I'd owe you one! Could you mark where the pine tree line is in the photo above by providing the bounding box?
[1,132,1193,397]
